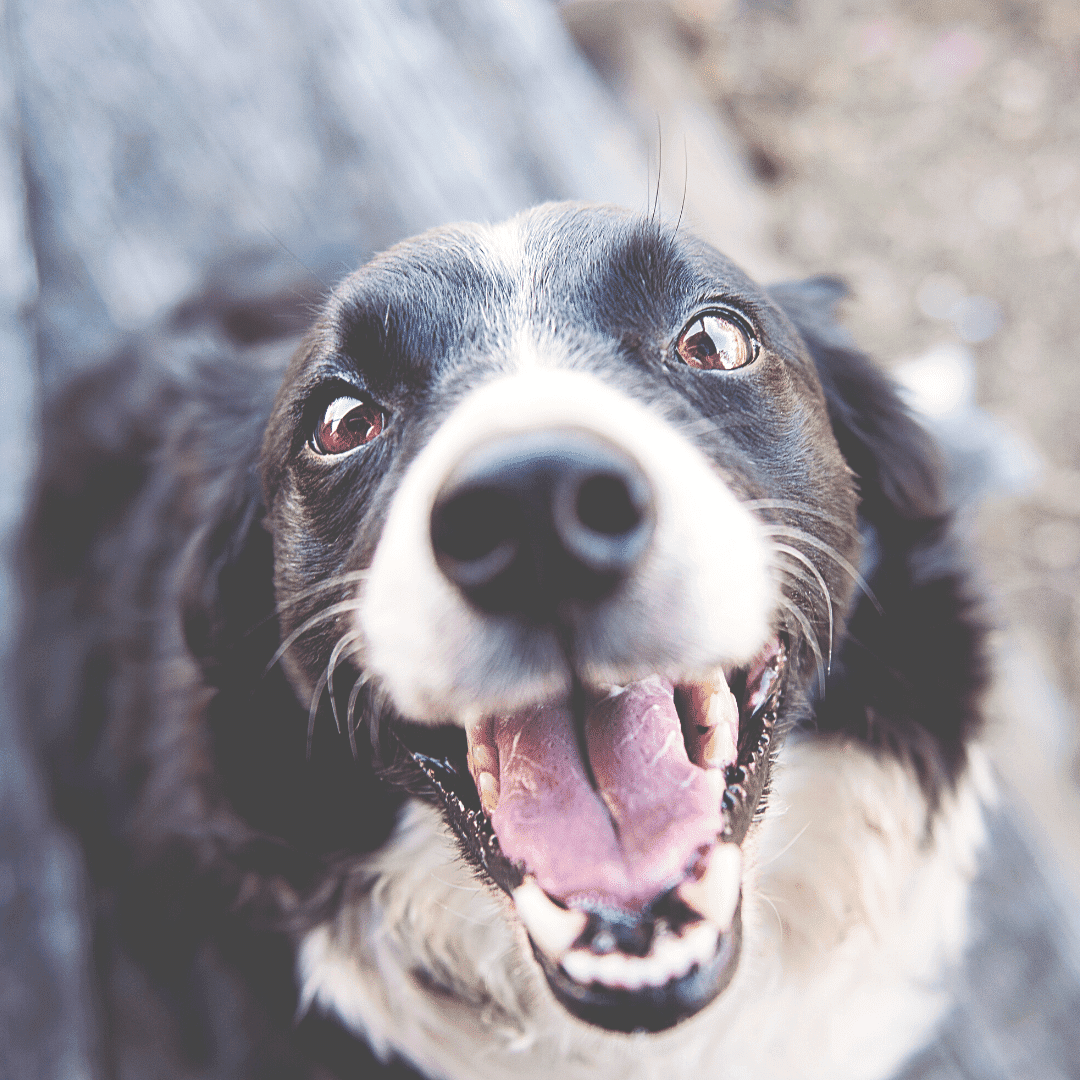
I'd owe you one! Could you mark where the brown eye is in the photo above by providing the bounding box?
[675,311,756,371]
[313,395,385,455]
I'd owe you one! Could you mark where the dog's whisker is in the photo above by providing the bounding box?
[306,669,329,759]
[754,821,812,872]
[367,696,382,756]
[429,874,485,894]
[675,134,689,235]
[265,599,363,675]
[326,630,364,734]
[271,570,368,617]
[775,563,815,599]
[345,674,370,759]
[236,570,367,644]
[773,563,832,675]
[756,890,786,942]
[777,597,826,694]
[747,498,860,538]
[430,898,497,927]
[652,117,663,225]
[775,564,824,617]
[763,525,883,615]
[773,544,834,672]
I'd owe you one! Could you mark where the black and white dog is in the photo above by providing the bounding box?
[32,203,990,1079]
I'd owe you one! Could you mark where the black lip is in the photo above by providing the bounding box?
[718,641,788,847]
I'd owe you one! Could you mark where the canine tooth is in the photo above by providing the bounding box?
[513,879,587,958]
[465,714,498,784]
[700,688,738,768]
[708,685,739,727]
[477,771,499,816]
[677,843,742,931]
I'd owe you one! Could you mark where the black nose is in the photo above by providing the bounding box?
[430,430,654,619]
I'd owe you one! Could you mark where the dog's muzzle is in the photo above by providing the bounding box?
[359,370,779,1032]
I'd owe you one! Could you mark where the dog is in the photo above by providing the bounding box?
[29,202,990,1080]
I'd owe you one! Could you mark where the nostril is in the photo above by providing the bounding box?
[430,487,520,588]
[430,429,655,618]
[556,466,653,578]
[575,473,645,538]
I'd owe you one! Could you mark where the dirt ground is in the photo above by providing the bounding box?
[569,0,1080,885]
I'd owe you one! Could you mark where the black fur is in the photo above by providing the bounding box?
[769,280,988,804]
[23,207,987,1077]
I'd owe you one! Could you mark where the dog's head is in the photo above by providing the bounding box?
[260,204,864,1032]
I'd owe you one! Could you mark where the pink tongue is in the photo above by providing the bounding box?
[489,676,723,912]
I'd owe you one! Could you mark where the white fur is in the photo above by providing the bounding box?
[359,366,775,723]
[298,742,993,1080]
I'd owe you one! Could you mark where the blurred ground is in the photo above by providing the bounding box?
[566,0,1080,892]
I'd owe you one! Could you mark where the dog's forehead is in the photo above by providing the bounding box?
[325,206,775,367]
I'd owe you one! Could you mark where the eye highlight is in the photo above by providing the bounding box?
[312,395,386,455]
[675,311,757,371]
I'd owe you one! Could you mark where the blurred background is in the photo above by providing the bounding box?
[1,0,1078,1076]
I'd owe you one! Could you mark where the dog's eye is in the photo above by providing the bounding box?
[676,312,756,371]
[312,395,385,455]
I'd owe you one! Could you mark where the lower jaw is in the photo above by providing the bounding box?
[535,906,743,1034]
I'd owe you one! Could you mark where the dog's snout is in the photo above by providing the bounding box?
[429,430,654,619]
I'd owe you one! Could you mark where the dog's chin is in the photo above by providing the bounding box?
[393,636,788,1034]
[535,905,743,1033]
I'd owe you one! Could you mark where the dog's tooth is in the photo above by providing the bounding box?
[676,842,742,931]
[512,879,587,958]
[477,771,499,816]
[700,689,739,768]
[465,714,498,784]
[464,711,491,742]
[708,685,739,730]
[560,922,721,991]
[470,743,498,781]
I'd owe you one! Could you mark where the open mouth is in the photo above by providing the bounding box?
[394,636,788,1032]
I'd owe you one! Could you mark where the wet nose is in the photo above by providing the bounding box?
[429,430,654,620]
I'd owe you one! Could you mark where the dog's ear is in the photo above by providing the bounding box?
[180,472,271,674]
[178,372,278,676]
[768,276,943,526]
[768,277,987,802]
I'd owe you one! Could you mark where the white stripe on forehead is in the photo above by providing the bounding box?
[465,213,561,372]
[474,214,528,278]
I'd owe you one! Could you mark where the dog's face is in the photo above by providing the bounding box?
[261,204,861,1033]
